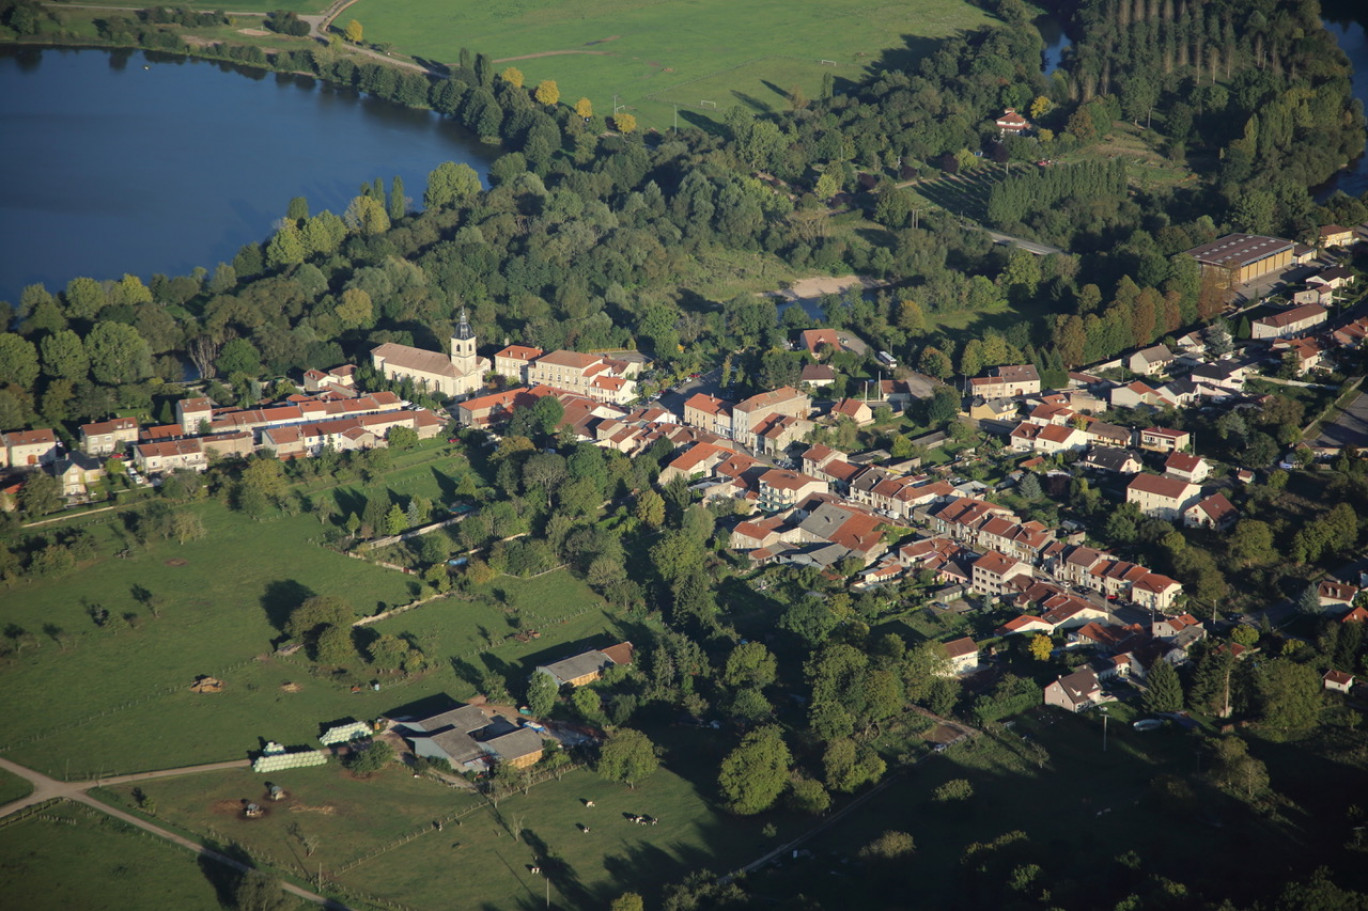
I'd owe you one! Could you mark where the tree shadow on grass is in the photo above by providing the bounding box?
[260,579,315,634]
[196,841,254,908]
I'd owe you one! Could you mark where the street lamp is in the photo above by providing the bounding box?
[1100,706,1109,752]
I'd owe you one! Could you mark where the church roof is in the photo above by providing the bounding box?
[371,342,460,378]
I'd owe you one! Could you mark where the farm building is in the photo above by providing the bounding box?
[1183,234,1293,285]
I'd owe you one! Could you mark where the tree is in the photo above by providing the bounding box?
[718,726,792,814]
[615,113,637,134]
[596,728,660,788]
[500,66,524,88]
[534,79,560,106]
[787,776,831,815]
[1029,634,1053,661]
[609,895,644,911]
[424,161,482,209]
[859,830,916,860]
[1256,660,1321,733]
[1208,736,1268,799]
[85,322,152,385]
[1142,659,1184,713]
[39,330,88,381]
[345,739,394,774]
[527,670,558,717]
[576,97,593,119]
[388,175,406,221]
[265,223,305,269]
[19,471,62,518]
[823,738,885,792]
[233,870,296,911]
[217,338,262,377]
[635,490,665,528]
[343,18,362,43]
[723,641,777,689]
[286,594,353,640]
[343,194,390,235]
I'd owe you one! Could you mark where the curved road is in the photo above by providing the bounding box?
[0,756,352,910]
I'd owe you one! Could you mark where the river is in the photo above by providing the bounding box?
[0,46,493,305]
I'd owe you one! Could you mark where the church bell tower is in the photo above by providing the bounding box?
[451,308,477,376]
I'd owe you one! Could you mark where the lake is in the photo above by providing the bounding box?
[1317,17,1368,200]
[0,46,493,305]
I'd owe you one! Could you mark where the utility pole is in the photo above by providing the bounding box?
[1101,707,1109,752]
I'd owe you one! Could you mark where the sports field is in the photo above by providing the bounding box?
[353,0,992,129]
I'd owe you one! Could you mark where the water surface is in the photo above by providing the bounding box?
[0,47,492,304]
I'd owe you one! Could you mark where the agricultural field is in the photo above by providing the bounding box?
[351,0,993,129]
[0,803,222,911]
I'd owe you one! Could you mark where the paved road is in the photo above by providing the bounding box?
[984,229,1064,256]
[0,756,351,909]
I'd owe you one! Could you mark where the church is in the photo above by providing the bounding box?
[369,310,491,398]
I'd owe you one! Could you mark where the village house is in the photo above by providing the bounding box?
[1,428,60,469]
[134,438,207,475]
[799,328,842,359]
[1044,668,1102,713]
[1126,473,1199,521]
[526,350,640,406]
[731,387,811,450]
[969,398,1020,422]
[683,392,735,439]
[968,364,1041,399]
[1008,421,1087,455]
[1131,573,1184,612]
[995,108,1030,137]
[1083,448,1143,474]
[799,363,836,389]
[757,469,828,512]
[1110,380,1176,410]
[79,417,139,456]
[1272,337,1328,375]
[1308,265,1355,291]
[53,452,105,500]
[1318,224,1356,249]
[1139,427,1190,454]
[830,398,874,426]
[1251,303,1328,340]
[942,637,979,675]
[301,364,357,396]
[1184,493,1238,531]
[971,550,1033,597]
[175,397,215,434]
[1292,285,1337,307]
[1318,580,1360,610]
[1084,421,1134,449]
[1164,452,1210,484]
[1128,344,1175,376]
[370,310,490,398]
[1323,670,1355,694]
[492,344,545,384]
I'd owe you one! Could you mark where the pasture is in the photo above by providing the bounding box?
[351,0,992,129]
[106,757,770,911]
[0,803,222,911]
[0,474,615,779]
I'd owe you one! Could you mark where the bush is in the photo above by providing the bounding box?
[345,740,394,775]
[932,778,974,802]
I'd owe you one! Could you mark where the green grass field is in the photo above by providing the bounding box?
[0,767,34,805]
[352,0,992,129]
[0,804,222,911]
[0,471,614,779]
[104,757,771,911]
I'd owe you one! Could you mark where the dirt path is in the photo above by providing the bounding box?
[0,755,351,908]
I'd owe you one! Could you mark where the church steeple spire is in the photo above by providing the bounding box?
[455,307,474,340]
